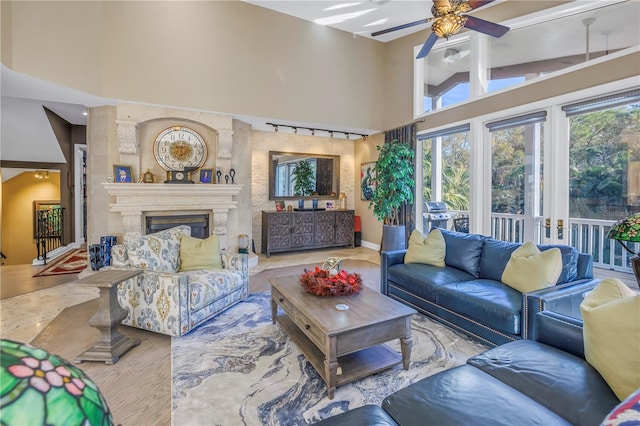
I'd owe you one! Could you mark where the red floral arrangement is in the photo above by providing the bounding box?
[299,267,363,297]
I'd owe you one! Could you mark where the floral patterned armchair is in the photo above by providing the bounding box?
[106,226,248,337]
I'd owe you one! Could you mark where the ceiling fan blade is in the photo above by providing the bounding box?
[464,15,509,38]
[372,18,430,37]
[416,33,440,59]
[468,0,495,10]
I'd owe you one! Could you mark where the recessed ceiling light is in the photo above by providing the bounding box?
[314,9,375,26]
[82,111,88,116]
[324,2,362,12]
[364,18,388,27]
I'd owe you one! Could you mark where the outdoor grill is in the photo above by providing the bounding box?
[424,201,451,230]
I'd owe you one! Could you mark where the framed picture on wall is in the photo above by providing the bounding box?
[113,164,133,183]
[360,162,376,200]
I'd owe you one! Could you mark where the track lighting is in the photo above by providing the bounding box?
[34,170,50,179]
[265,122,368,140]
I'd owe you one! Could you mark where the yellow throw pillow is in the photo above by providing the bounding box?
[501,242,562,293]
[178,235,222,271]
[580,278,640,400]
[404,228,446,267]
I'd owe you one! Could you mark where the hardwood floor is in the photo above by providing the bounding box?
[1,246,381,426]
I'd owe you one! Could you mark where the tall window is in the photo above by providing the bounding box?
[564,90,640,269]
[564,91,640,220]
[420,125,470,229]
[487,112,546,242]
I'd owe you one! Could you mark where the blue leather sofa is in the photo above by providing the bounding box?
[314,311,621,426]
[381,229,598,346]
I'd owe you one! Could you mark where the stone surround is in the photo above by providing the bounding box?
[103,183,242,248]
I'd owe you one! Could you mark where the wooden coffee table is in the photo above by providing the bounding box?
[270,275,416,399]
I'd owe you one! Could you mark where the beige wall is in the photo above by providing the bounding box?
[354,133,385,249]
[1,171,60,265]
[2,1,386,131]
[250,130,357,253]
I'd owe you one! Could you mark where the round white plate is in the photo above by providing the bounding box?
[335,304,349,311]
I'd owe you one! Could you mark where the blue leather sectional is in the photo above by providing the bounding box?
[381,229,598,346]
[314,311,620,425]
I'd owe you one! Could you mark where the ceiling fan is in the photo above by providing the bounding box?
[372,0,510,59]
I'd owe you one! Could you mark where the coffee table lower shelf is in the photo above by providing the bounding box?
[276,314,402,394]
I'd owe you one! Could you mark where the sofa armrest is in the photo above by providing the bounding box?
[110,267,190,336]
[533,311,585,358]
[222,252,249,293]
[381,250,407,295]
[523,278,599,340]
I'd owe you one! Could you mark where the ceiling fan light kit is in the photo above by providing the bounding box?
[372,0,510,59]
[431,14,467,38]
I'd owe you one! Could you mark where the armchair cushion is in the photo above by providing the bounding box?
[125,225,191,272]
[501,242,562,293]
[404,228,445,267]
[580,278,640,400]
[178,235,222,271]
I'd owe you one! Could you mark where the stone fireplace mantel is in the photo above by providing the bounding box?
[103,183,243,245]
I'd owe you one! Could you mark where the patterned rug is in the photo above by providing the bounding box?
[172,292,488,426]
[32,249,87,277]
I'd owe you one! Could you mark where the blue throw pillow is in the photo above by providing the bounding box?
[478,238,520,281]
[537,244,579,283]
[440,228,485,278]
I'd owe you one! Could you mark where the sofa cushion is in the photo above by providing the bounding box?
[478,239,580,284]
[468,340,620,425]
[126,225,191,272]
[178,235,222,271]
[580,278,640,400]
[440,229,484,277]
[388,263,475,302]
[478,239,521,281]
[537,243,579,284]
[436,279,522,335]
[382,364,571,426]
[501,242,562,293]
[404,228,445,267]
[184,269,244,312]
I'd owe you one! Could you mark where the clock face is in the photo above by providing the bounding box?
[153,126,207,171]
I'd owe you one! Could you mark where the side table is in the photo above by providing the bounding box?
[73,269,143,364]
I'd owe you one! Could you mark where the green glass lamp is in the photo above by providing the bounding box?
[0,339,113,426]
[607,213,640,286]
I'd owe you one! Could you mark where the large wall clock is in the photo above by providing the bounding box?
[153,126,208,181]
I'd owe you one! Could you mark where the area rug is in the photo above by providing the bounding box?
[33,249,87,277]
[172,292,488,426]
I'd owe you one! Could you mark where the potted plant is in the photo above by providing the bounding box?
[369,140,415,251]
[292,159,315,208]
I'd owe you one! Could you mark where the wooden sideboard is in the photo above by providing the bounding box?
[262,210,354,257]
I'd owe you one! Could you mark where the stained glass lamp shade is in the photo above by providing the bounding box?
[607,213,640,286]
[0,339,113,426]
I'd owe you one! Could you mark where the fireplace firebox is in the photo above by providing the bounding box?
[145,214,209,239]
